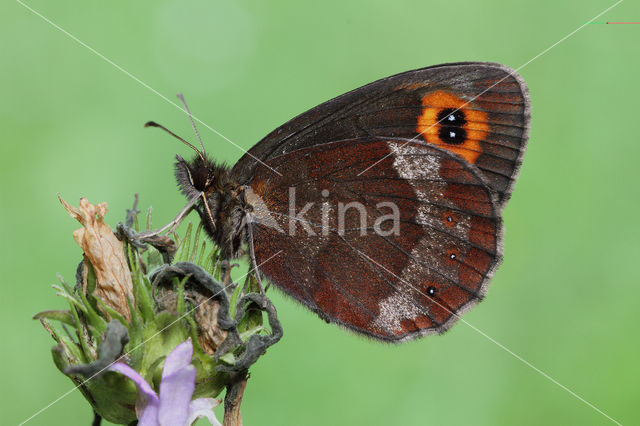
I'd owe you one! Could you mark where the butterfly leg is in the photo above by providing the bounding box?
[137,192,201,238]
[200,192,216,231]
[245,218,267,301]
[116,193,200,263]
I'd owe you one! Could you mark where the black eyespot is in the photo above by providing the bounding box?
[437,108,467,145]
[446,216,453,222]
[439,126,467,145]
[437,108,467,126]
[450,253,456,260]
[426,286,437,296]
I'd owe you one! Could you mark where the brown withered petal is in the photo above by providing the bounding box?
[59,196,134,321]
[155,289,227,356]
[193,293,228,356]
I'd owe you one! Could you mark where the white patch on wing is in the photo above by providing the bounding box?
[388,141,443,228]
[388,140,471,240]
[373,292,425,331]
[388,143,440,180]
[375,141,449,334]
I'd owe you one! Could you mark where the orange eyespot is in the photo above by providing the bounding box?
[416,90,489,164]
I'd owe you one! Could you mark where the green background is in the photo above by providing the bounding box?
[2,0,639,425]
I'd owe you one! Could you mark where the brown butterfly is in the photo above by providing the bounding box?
[149,62,530,342]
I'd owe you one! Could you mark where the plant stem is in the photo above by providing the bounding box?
[92,411,102,426]
[221,259,247,426]
[223,372,248,426]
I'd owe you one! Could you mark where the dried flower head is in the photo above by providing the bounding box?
[59,196,134,320]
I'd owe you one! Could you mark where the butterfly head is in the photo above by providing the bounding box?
[174,155,222,197]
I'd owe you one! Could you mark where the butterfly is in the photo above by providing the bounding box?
[150,62,530,342]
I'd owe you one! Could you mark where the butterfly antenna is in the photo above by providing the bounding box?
[177,93,206,158]
[144,121,206,162]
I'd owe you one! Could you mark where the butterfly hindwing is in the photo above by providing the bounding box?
[232,62,530,211]
[245,139,502,341]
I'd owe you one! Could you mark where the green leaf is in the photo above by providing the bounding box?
[217,352,236,365]
[137,274,156,321]
[173,222,193,263]
[197,241,207,266]
[176,274,189,316]
[33,310,75,326]
[126,318,144,369]
[133,209,140,232]
[127,293,141,332]
[202,248,220,278]
[68,306,94,363]
[75,274,108,335]
[239,325,267,342]
[245,273,260,294]
[145,206,153,231]
[229,280,244,319]
[53,285,86,313]
[146,245,164,271]
[126,244,154,322]
[185,315,200,350]
[96,299,128,327]
[190,223,203,263]
[57,274,75,295]
[53,327,86,363]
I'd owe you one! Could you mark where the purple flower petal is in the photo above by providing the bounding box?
[109,340,207,426]
[108,362,158,404]
[136,398,159,426]
[109,362,159,426]
[187,398,222,426]
[158,364,196,425]
[162,338,194,379]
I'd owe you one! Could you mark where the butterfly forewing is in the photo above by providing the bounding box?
[245,139,502,341]
[232,62,530,211]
